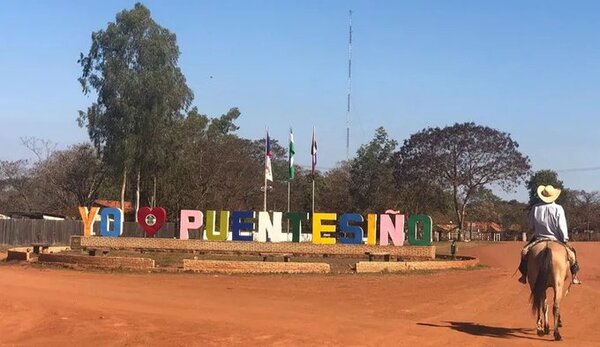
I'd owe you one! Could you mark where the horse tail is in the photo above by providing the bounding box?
[530,246,552,314]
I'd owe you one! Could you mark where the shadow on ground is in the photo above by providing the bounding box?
[417,321,544,341]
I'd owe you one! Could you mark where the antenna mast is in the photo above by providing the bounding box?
[346,10,352,160]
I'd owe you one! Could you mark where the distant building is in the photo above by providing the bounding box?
[93,200,134,214]
[467,221,503,241]
[435,221,503,241]
[434,223,458,241]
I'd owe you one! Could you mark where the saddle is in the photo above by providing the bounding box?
[522,238,576,265]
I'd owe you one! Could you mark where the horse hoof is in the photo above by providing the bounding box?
[544,327,550,335]
[537,329,545,337]
[554,333,562,341]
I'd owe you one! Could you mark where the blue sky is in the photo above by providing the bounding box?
[1,1,600,202]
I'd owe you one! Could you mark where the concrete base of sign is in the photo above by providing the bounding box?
[71,236,436,259]
[355,256,479,273]
[183,259,330,274]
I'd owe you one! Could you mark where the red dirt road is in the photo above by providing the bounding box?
[1,242,599,346]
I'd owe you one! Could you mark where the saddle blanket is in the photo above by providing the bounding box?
[521,238,576,265]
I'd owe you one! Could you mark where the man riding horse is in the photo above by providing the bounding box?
[518,185,582,285]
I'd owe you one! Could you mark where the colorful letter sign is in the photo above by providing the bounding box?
[256,212,284,242]
[81,205,434,247]
[100,208,123,237]
[137,207,166,237]
[78,207,99,236]
[179,210,203,240]
[366,214,377,246]
[407,215,433,246]
[312,213,337,245]
[231,211,254,241]
[286,212,309,242]
[379,213,405,246]
[338,213,363,244]
[205,210,230,241]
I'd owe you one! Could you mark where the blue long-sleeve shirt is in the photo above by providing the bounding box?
[529,202,569,242]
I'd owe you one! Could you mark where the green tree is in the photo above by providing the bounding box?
[349,127,399,214]
[78,3,193,215]
[394,164,451,217]
[396,122,531,239]
[156,107,297,217]
[526,170,567,206]
[319,162,352,214]
[466,188,502,223]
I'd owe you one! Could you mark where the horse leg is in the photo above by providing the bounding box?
[536,313,544,336]
[536,301,545,336]
[553,303,562,340]
[554,281,564,341]
[543,301,550,334]
[537,293,550,336]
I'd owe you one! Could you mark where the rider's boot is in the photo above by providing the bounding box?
[518,257,528,284]
[571,263,582,284]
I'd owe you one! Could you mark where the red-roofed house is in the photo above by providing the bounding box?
[466,221,503,241]
[93,200,134,214]
[435,221,503,241]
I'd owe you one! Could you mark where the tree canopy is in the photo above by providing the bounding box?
[349,127,399,214]
[395,122,531,236]
[78,3,193,210]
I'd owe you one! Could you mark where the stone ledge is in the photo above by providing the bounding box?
[38,253,155,270]
[72,236,435,259]
[183,259,330,274]
[355,257,479,273]
[7,247,32,261]
[6,246,71,262]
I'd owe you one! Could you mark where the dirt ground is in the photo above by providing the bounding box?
[0,242,599,346]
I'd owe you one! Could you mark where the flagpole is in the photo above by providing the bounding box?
[263,129,267,212]
[287,127,295,238]
[311,179,315,215]
[287,180,291,233]
[263,170,267,211]
[287,128,291,227]
[311,126,316,215]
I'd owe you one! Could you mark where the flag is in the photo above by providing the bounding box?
[265,131,273,182]
[288,128,295,180]
[311,128,317,178]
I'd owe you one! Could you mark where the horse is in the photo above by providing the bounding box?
[527,240,569,341]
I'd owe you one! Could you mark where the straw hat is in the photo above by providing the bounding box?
[537,185,561,203]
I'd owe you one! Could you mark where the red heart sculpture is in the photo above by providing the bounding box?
[137,207,167,237]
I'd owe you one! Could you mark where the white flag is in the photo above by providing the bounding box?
[265,132,273,182]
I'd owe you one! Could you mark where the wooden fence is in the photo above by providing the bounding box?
[0,219,176,245]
